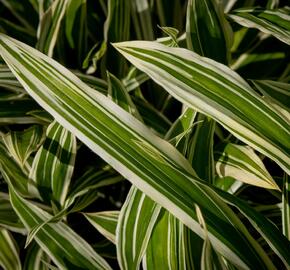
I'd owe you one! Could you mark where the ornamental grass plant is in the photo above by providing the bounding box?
[0,0,289,269]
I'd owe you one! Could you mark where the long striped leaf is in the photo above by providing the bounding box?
[228,8,290,45]
[0,99,42,124]
[186,0,232,63]
[215,188,290,268]
[282,174,289,240]
[30,121,76,206]
[143,210,186,270]
[66,166,123,211]
[0,228,21,270]
[37,0,68,56]
[187,114,215,184]
[251,80,290,111]
[0,141,38,198]
[117,187,161,270]
[24,243,50,270]
[9,187,112,270]
[107,71,161,270]
[0,34,280,269]
[215,143,279,190]
[84,211,119,244]
[112,40,290,175]
[0,192,25,233]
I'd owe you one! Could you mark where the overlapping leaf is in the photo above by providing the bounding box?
[215,143,279,190]
[9,188,111,270]
[1,34,287,269]
[229,8,290,45]
[30,121,76,206]
[113,40,290,175]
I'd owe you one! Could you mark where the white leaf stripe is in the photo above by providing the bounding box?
[228,8,290,45]
[186,0,232,63]
[108,71,161,270]
[215,143,279,190]
[112,41,290,175]
[282,174,290,240]
[84,211,119,244]
[30,121,76,206]
[116,187,161,270]
[9,188,112,270]
[251,80,290,112]
[0,192,25,233]
[0,34,281,269]
[0,228,21,270]
[37,0,69,56]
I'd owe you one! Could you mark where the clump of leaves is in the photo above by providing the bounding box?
[0,0,289,269]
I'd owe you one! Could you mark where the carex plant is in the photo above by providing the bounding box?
[0,0,289,269]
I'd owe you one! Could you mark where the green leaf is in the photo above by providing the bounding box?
[30,121,76,206]
[65,0,86,48]
[113,40,290,175]
[84,211,119,244]
[0,141,38,198]
[0,34,279,269]
[215,188,290,268]
[117,187,161,270]
[251,80,290,111]
[0,228,21,270]
[9,188,112,270]
[215,143,280,190]
[37,0,69,56]
[187,114,215,183]
[24,243,50,270]
[131,0,154,40]
[0,99,42,125]
[282,174,290,240]
[107,68,161,270]
[66,166,123,211]
[144,210,186,270]
[229,8,290,45]
[1,125,44,169]
[0,192,25,233]
[186,0,232,63]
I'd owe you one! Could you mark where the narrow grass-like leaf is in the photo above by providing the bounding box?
[215,188,290,268]
[66,166,123,211]
[196,205,227,270]
[186,0,232,64]
[65,0,86,48]
[37,0,68,56]
[215,143,279,190]
[117,187,161,270]
[0,34,279,269]
[0,228,21,270]
[108,70,161,270]
[0,141,37,198]
[131,0,154,40]
[0,99,42,124]
[0,64,25,93]
[113,41,290,174]
[229,8,290,45]
[143,210,186,270]
[251,80,290,111]
[188,114,215,183]
[282,174,289,240]
[0,192,25,233]
[30,121,76,206]
[24,243,50,270]
[9,187,112,270]
[107,72,142,120]
[1,125,43,169]
[84,211,119,244]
